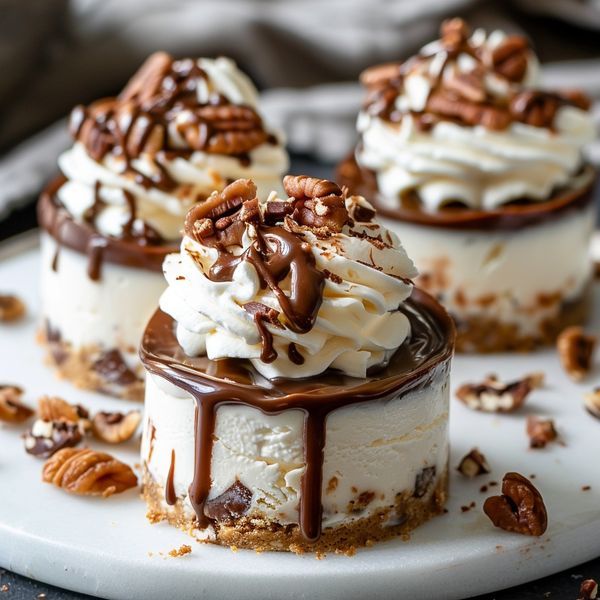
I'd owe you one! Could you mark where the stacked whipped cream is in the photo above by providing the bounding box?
[57,54,288,242]
[159,176,417,378]
[357,19,595,210]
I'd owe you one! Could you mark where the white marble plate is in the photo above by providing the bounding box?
[1,233,599,600]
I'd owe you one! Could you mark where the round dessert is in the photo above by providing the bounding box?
[38,52,289,399]
[140,175,455,554]
[337,18,596,352]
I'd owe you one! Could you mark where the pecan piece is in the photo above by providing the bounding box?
[440,18,470,52]
[584,388,600,420]
[119,51,173,104]
[526,416,559,449]
[510,90,560,128]
[92,410,142,444]
[283,175,349,233]
[445,71,486,103]
[579,579,598,600]
[456,372,543,413]
[38,396,86,424]
[24,419,84,459]
[557,326,596,382]
[359,62,403,89]
[413,466,436,498]
[483,472,547,536]
[491,35,529,82]
[0,385,33,423]
[0,294,26,322]
[42,448,137,497]
[457,448,491,478]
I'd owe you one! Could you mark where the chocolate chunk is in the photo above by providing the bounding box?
[23,420,83,459]
[92,350,138,385]
[204,480,252,522]
[413,466,436,498]
[457,448,491,478]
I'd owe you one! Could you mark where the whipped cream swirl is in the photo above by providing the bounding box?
[356,20,595,211]
[159,177,417,379]
[57,55,288,242]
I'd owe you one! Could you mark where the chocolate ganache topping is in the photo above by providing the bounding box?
[160,175,418,379]
[38,53,288,280]
[351,18,595,213]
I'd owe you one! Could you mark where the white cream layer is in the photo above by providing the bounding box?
[141,368,449,532]
[40,232,165,369]
[382,199,595,335]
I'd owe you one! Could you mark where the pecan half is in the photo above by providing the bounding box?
[579,579,598,600]
[283,175,349,233]
[38,396,85,424]
[584,388,600,420]
[0,294,26,322]
[24,419,84,458]
[42,448,138,497]
[119,51,174,104]
[92,410,142,444]
[483,472,548,536]
[510,90,560,128]
[491,35,529,82]
[457,448,491,478]
[557,326,596,382]
[526,416,559,449]
[456,372,543,413]
[0,385,33,423]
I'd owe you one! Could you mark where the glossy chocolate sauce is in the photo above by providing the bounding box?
[337,154,596,232]
[165,449,177,506]
[140,289,455,542]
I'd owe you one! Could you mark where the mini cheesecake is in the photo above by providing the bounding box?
[140,175,455,554]
[338,19,596,352]
[38,53,288,399]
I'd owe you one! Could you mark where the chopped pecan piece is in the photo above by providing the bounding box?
[119,51,173,104]
[92,410,142,444]
[557,326,596,382]
[579,579,598,600]
[413,466,436,498]
[283,175,349,233]
[42,448,137,497]
[558,89,591,111]
[483,472,547,536]
[445,71,486,103]
[491,35,529,82]
[526,416,559,449]
[426,91,511,130]
[24,419,84,458]
[38,396,85,424]
[0,294,26,322]
[510,90,560,128]
[359,62,403,89]
[347,490,375,513]
[440,18,470,52]
[457,448,491,478]
[0,385,33,423]
[584,388,600,420]
[456,372,543,413]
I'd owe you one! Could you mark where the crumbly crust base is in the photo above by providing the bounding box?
[453,283,593,353]
[37,330,144,402]
[142,466,449,555]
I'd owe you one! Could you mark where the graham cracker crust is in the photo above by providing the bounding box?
[453,283,593,353]
[142,466,449,555]
[37,329,144,401]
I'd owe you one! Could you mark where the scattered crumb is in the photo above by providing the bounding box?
[460,501,476,513]
[480,485,488,493]
[442,508,449,514]
[168,544,192,558]
[530,474,536,479]
[489,480,498,487]
[582,485,591,492]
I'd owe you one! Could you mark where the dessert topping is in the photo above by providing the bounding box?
[557,326,596,381]
[584,388,600,420]
[579,579,598,600]
[456,372,543,412]
[526,416,559,449]
[0,294,25,322]
[0,385,33,423]
[457,448,491,478]
[42,447,138,497]
[91,411,142,444]
[483,472,548,536]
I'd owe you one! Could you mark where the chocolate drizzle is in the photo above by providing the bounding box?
[140,289,455,542]
[165,449,177,506]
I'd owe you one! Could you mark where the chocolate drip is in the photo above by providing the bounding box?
[140,289,455,542]
[165,449,177,506]
[288,343,305,365]
[86,236,108,281]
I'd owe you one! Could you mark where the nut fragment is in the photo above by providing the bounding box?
[0,385,33,423]
[557,326,596,382]
[579,579,598,600]
[483,472,548,536]
[491,35,529,82]
[24,419,84,458]
[42,447,137,497]
[92,410,142,444]
[526,416,559,449]
[38,396,85,423]
[584,388,600,420]
[0,294,26,322]
[456,372,543,413]
[413,466,436,498]
[457,448,491,478]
